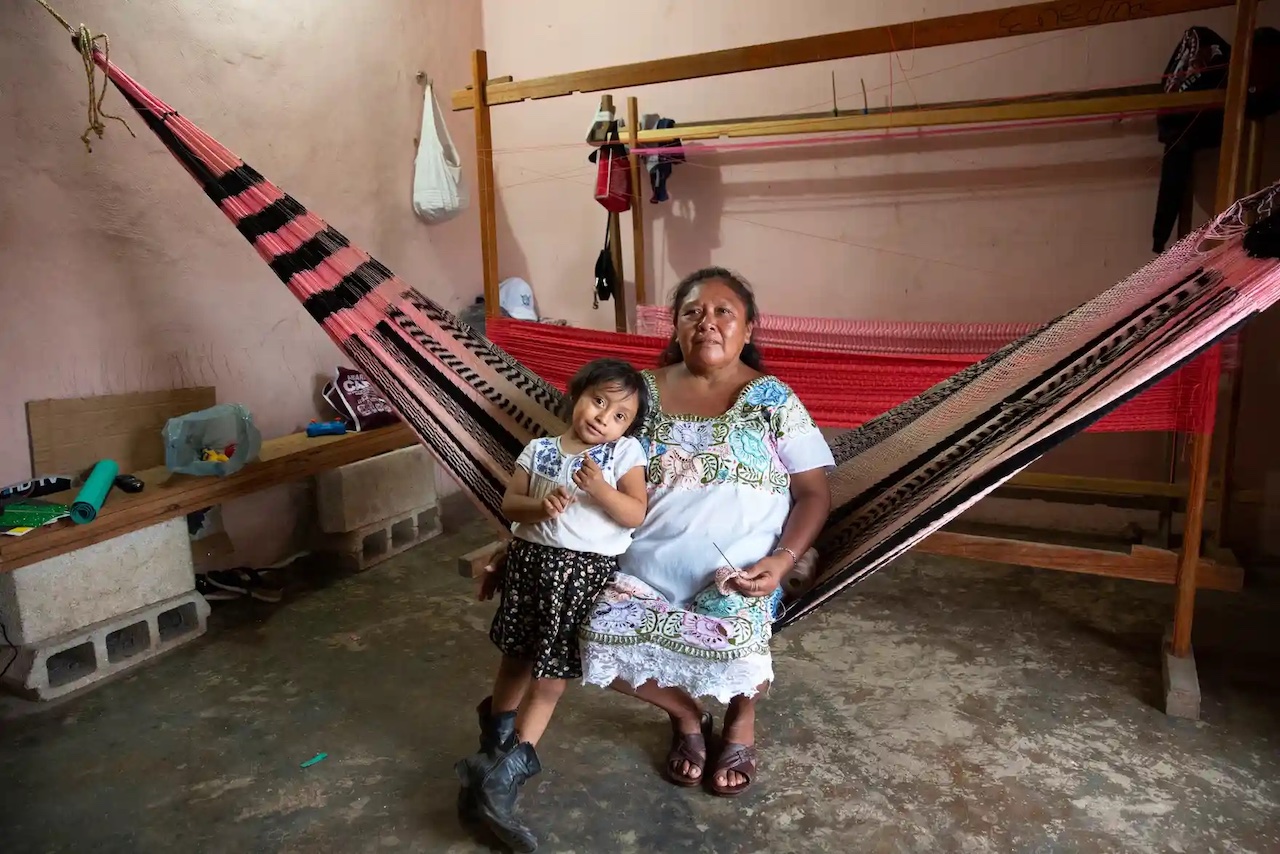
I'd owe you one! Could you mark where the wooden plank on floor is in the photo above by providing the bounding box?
[27,387,217,477]
[0,423,419,574]
[458,541,506,578]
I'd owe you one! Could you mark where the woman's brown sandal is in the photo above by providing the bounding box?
[663,711,714,787]
[708,742,758,797]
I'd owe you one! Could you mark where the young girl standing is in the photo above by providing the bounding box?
[456,357,649,853]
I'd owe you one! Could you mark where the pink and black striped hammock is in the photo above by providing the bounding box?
[88,48,1280,631]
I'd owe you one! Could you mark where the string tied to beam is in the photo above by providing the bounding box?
[33,0,136,153]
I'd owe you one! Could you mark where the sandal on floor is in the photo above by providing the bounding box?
[708,741,758,798]
[663,711,713,787]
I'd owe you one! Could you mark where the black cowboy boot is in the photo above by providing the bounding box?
[456,696,517,824]
[474,739,542,853]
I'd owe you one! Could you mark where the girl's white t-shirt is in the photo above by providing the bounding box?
[510,435,647,557]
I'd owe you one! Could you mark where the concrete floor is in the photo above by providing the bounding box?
[2,520,1278,854]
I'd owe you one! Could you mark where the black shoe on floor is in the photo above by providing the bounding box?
[204,568,284,603]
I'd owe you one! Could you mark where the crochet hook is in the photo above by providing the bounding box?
[711,540,737,572]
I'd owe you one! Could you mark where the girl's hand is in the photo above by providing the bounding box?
[571,456,606,498]
[543,487,575,519]
[730,553,792,598]
[478,542,508,601]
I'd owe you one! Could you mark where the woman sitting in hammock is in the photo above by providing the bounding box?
[468,266,833,836]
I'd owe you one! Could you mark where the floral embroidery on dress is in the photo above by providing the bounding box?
[728,428,771,475]
[638,372,812,495]
[655,447,714,488]
[773,393,819,439]
[744,377,789,409]
[669,421,716,453]
[530,439,561,478]
[568,442,616,477]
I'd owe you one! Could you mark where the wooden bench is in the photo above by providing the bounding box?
[0,423,418,574]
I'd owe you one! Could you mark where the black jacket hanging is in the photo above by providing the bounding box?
[644,117,685,203]
[1150,26,1280,253]
[593,214,619,309]
[1151,26,1231,254]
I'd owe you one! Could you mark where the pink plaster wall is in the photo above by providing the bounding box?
[0,0,482,565]
[480,0,1280,551]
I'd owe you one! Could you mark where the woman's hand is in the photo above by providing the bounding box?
[729,553,792,598]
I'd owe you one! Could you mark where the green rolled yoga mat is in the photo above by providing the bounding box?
[71,459,119,525]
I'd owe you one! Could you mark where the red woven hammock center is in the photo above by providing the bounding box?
[488,318,1220,434]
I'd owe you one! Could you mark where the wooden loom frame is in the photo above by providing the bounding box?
[452,0,1267,718]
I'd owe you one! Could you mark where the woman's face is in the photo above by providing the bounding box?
[675,279,753,372]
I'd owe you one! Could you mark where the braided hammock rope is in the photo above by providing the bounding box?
[73,44,1280,631]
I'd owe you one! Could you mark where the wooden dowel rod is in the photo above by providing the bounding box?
[1171,0,1258,660]
[607,89,1224,147]
[451,0,1234,110]
[643,82,1173,138]
[626,96,647,312]
[471,49,500,316]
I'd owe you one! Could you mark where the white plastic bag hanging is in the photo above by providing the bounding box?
[412,79,468,223]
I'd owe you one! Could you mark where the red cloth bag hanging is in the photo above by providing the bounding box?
[591,124,632,213]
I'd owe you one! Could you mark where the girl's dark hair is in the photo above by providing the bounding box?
[658,266,765,371]
[565,358,650,437]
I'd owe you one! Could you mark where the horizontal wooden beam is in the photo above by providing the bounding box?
[915,530,1243,591]
[461,528,1243,592]
[465,75,514,90]
[1004,471,1207,501]
[0,423,419,574]
[617,89,1225,145]
[451,0,1235,110]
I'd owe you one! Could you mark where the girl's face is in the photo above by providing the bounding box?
[571,382,639,445]
[675,279,753,372]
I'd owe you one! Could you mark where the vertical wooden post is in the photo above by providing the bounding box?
[1170,0,1257,660]
[609,211,626,332]
[471,50,500,316]
[626,96,648,313]
[1160,164,1200,548]
[1209,118,1267,549]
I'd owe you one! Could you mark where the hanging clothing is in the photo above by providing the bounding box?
[642,116,685,203]
[1151,26,1231,254]
[1152,26,1280,253]
[592,215,619,307]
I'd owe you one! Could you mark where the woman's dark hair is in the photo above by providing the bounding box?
[658,266,765,371]
[565,357,650,437]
